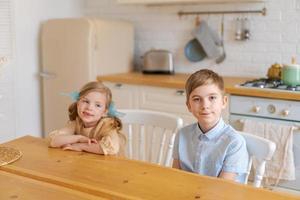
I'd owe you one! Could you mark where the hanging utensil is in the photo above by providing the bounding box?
[243,17,251,40]
[184,15,207,62]
[216,15,226,64]
[235,18,243,41]
[195,15,201,27]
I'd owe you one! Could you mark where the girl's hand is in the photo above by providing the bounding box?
[62,143,83,152]
[77,136,98,145]
[88,138,98,145]
[63,142,104,155]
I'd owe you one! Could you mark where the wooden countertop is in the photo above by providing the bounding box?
[97,72,300,101]
[1,136,300,200]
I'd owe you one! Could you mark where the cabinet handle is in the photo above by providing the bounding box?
[114,83,123,88]
[175,90,185,96]
[282,109,290,117]
[39,72,57,79]
[252,106,261,113]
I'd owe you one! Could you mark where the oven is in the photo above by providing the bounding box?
[229,95,300,192]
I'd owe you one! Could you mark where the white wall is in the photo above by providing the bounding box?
[84,0,300,77]
[14,0,84,138]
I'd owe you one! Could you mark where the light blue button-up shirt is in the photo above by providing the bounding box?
[173,118,249,183]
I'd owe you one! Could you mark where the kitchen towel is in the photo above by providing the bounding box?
[242,119,295,186]
[192,21,222,59]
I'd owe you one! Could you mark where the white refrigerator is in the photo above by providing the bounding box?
[40,18,134,135]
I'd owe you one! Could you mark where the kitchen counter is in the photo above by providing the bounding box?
[97,72,300,101]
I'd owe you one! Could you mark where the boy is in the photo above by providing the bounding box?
[172,69,248,183]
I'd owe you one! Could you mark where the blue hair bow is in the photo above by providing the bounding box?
[61,92,124,118]
[108,101,125,118]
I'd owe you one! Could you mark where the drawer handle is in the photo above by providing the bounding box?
[252,106,261,113]
[175,90,185,96]
[282,109,290,117]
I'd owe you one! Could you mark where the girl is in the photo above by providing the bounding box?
[48,81,125,155]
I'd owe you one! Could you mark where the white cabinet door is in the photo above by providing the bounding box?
[138,85,194,125]
[104,82,139,109]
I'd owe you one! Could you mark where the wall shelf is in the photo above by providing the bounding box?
[178,7,266,17]
[117,0,265,5]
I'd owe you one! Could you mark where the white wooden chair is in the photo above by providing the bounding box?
[238,131,276,187]
[119,109,183,167]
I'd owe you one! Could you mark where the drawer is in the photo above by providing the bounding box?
[230,95,300,122]
[139,86,189,115]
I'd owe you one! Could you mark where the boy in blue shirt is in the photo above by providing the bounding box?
[173,69,249,183]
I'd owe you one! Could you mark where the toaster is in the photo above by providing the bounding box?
[142,49,174,74]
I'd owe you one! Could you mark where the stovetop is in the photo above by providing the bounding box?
[239,78,300,92]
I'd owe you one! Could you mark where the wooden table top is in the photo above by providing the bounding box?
[1,136,300,200]
[0,171,105,200]
[97,72,300,101]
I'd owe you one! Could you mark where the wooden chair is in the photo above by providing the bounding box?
[119,109,183,167]
[238,131,276,187]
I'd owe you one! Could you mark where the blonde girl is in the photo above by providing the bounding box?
[48,81,125,155]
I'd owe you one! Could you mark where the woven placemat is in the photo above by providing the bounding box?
[0,146,22,166]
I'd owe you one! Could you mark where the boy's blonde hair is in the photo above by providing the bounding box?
[185,69,224,102]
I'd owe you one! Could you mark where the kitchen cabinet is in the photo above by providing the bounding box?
[117,0,264,5]
[138,85,194,125]
[105,82,139,109]
[105,81,193,125]
[105,81,229,125]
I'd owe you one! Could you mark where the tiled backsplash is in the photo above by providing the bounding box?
[84,0,300,77]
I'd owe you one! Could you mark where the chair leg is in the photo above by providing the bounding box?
[253,161,266,187]
[128,124,133,159]
[244,157,252,185]
[165,132,176,167]
[139,125,145,161]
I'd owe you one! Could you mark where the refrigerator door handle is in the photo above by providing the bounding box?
[39,71,57,79]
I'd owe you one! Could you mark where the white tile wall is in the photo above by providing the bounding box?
[84,0,300,78]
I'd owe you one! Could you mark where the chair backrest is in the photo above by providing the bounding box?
[119,109,183,167]
[237,131,276,187]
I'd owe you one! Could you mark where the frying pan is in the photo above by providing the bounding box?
[184,38,206,62]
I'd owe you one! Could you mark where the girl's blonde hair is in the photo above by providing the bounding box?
[185,69,224,102]
[68,81,125,142]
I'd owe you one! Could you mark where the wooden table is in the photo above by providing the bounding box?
[0,171,105,200]
[1,136,300,200]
